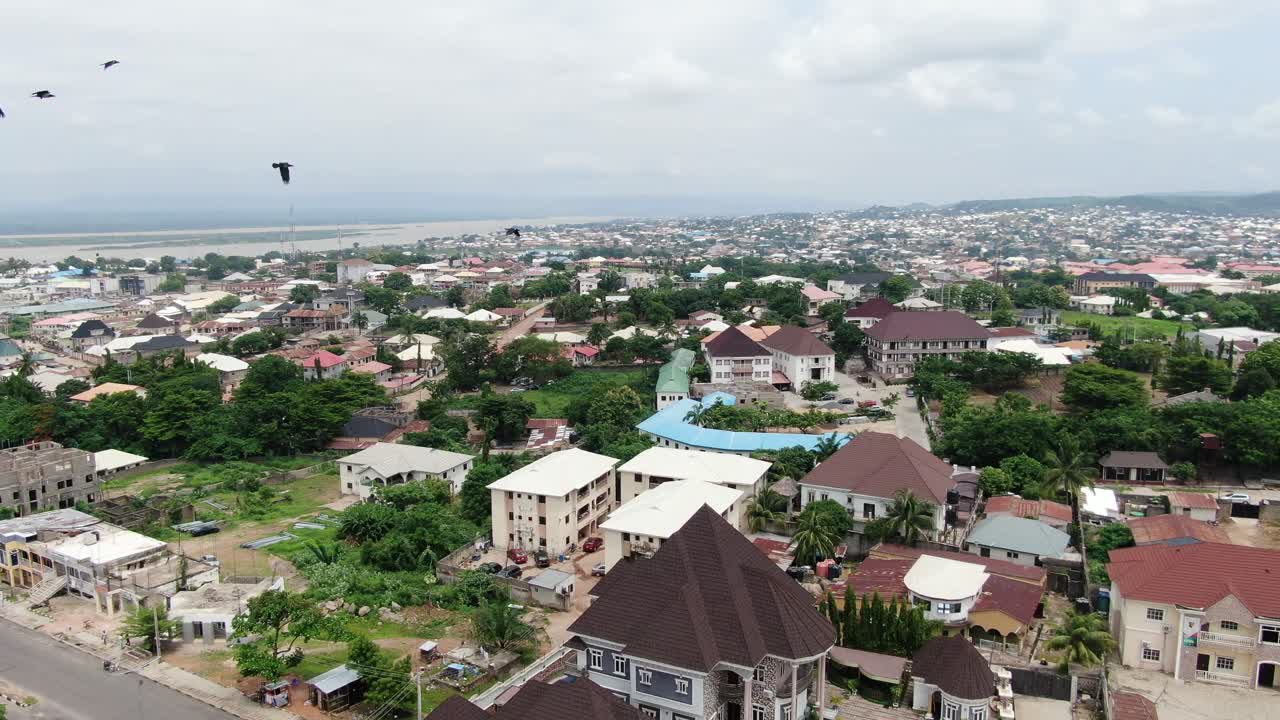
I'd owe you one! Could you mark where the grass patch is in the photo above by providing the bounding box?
[196,473,340,525]
[522,368,653,418]
[344,614,454,641]
[292,644,350,681]
[1060,310,1189,339]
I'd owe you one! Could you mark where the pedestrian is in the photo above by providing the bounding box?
[102,629,109,645]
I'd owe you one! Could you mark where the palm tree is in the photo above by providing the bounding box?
[745,489,789,532]
[16,351,35,378]
[658,319,679,341]
[1045,611,1116,672]
[684,405,709,426]
[881,489,936,546]
[301,540,341,565]
[351,311,369,332]
[811,433,843,461]
[791,504,841,566]
[1042,436,1097,504]
[471,598,536,652]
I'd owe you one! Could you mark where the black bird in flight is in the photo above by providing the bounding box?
[504,227,521,238]
[0,106,5,119]
[272,162,294,184]
[31,91,55,99]
[102,60,120,70]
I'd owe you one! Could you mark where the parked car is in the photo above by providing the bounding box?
[905,388,915,397]
[591,563,607,577]
[534,549,551,568]
[477,562,503,574]
[820,392,837,401]
[507,547,528,564]
[582,536,603,553]
[499,565,522,579]
[858,400,878,408]
[838,397,856,405]
[1221,492,1251,503]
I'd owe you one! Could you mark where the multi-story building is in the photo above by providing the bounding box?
[1108,542,1280,690]
[337,258,375,285]
[1073,272,1156,295]
[338,442,474,499]
[567,505,836,720]
[703,327,773,384]
[862,311,990,379]
[843,297,896,329]
[757,326,835,386]
[488,448,619,557]
[119,273,164,296]
[616,447,769,525]
[0,442,98,516]
[655,349,695,410]
[826,272,890,301]
[599,479,742,571]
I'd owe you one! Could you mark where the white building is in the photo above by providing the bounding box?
[702,326,773,384]
[488,448,619,557]
[337,442,475,499]
[170,577,284,644]
[616,447,770,526]
[758,325,836,386]
[903,555,988,625]
[195,353,250,390]
[600,479,743,571]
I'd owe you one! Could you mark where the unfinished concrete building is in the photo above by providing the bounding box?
[0,442,98,517]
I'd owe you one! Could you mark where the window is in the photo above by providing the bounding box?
[1216,656,1235,671]
[588,649,602,670]
[1262,626,1280,645]
[754,665,766,681]
[1146,608,1165,622]
[943,701,960,720]
[936,602,961,614]
[752,704,767,720]
[862,503,876,519]
[781,703,792,720]
[639,706,659,719]
[1220,620,1239,631]
[1141,647,1161,662]
[636,668,652,685]
[675,677,690,695]
[1006,551,1019,559]
[971,708,988,720]
[614,656,627,676]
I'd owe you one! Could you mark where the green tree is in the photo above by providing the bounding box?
[879,489,936,546]
[999,454,1046,496]
[120,605,180,653]
[1045,611,1116,672]
[54,378,92,401]
[158,273,186,292]
[878,276,914,303]
[288,284,319,304]
[800,380,838,401]
[978,466,1015,497]
[1232,366,1275,400]
[471,597,537,651]
[811,433,844,462]
[1041,436,1097,503]
[443,334,497,390]
[1061,363,1148,412]
[1160,355,1232,396]
[231,591,323,683]
[476,393,536,443]
[382,271,413,291]
[960,280,999,312]
[745,488,789,531]
[791,503,844,565]
[586,323,611,347]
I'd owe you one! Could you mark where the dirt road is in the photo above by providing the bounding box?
[497,301,550,349]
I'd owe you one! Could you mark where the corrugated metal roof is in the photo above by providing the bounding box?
[308,664,360,694]
[636,396,849,453]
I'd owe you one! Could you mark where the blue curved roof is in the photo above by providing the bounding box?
[636,394,850,453]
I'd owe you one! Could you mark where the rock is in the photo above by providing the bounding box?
[358,605,370,617]
[343,603,356,614]
[390,601,402,611]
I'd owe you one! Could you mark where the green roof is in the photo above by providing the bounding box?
[655,348,696,394]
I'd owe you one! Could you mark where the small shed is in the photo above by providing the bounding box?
[262,680,290,708]
[1099,451,1167,484]
[307,664,364,712]
[527,569,574,610]
[418,640,439,663]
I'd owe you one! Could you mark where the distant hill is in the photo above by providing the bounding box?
[941,192,1280,216]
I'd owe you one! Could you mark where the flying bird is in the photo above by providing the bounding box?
[271,162,293,184]
[101,60,120,70]
[504,227,521,238]
[0,107,5,119]
[31,91,55,99]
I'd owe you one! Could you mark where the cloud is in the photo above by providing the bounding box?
[1145,105,1193,128]
[1234,99,1280,138]
[611,51,712,104]
[902,62,1017,112]
[1075,108,1106,127]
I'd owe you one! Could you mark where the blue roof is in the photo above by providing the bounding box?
[636,395,850,454]
[3,298,116,316]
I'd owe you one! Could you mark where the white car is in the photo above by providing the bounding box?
[1220,492,1251,503]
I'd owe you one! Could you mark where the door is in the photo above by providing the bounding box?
[726,702,742,720]
[1259,663,1277,689]
[1196,654,1211,672]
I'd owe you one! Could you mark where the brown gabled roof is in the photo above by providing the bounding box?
[424,695,489,720]
[984,495,1072,524]
[911,635,994,701]
[1110,692,1159,720]
[863,310,989,342]
[1166,492,1217,510]
[569,505,835,672]
[494,679,643,720]
[1108,542,1280,618]
[845,557,911,599]
[845,297,896,319]
[988,326,1035,338]
[972,573,1043,627]
[703,325,770,358]
[799,432,954,504]
[136,313,177,328]
[1126,515,1231,546]
[758,325,833,357]
[1099,451,1167,469]
[870,544,1046,583]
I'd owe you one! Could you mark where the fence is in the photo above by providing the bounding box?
[471,647,576,710]
[1009,666,1073,701]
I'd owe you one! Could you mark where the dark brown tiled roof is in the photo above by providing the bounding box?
[496,679,642,720]
[569,505,835,672]
[863,310,988,342]
[972,574,1043,627]
[1099,451,1167,469]
[136,313,177,328]
[799,432,954,504]
[425,695,490,720]
[1110,692,1159,720]
[911,636,994,701]
[758,325,833,357]
[703,326,770,358]
[845,297,896,319]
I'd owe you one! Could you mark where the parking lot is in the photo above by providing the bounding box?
[781,371,931,449]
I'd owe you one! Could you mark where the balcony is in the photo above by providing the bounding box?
[1195,670,1250,687]
[775,666,814,698]
[1200,631,1255,648]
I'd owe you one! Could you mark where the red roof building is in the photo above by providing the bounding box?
[984,495,1073,529]
[799,432,956,516]
[1126,514,1231,546]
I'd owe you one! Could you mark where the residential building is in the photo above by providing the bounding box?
[1167,492,1220,522]
[69,319,115,350]
[567,505,836,720]
[983,495,1072,530]
[863,311,990,379]
[827,272,891,301]
[328,407,429,452]
[1100,451,1168,484]
[1075,295,1118,315]
[92,449,148,480]
[0,442,98,516]
[600,479,742,571]
[963,515,1072,567]
[1080,487,1121,525]
[894,297,942,311]
[134,312,180,334]
[757,326,835,386]
[337,442,474,499]
[1074,272,1157,295]
[298,350,347,380]
[195,353,250,391]
[638,395,849,457]
[655,349,695,410]
[170,577,283,644]
[119,273,164,296]
[800,284,841,316]
[283,307,348,332]
[703,326,773,384]
[488,448,619,557]
[337,258,375,285]
[1108,542,1280,690]
[909,635,996,720]
[798,432,955,538]
[1127,515,1231,546]
[842,297,896,329]
[68,382,147,405]
[313,289,364,312]
[428,677,643,720]
[617,447,770,513]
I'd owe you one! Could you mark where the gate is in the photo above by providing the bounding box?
[1230,502,1260,519]
[1009,667,1073,701]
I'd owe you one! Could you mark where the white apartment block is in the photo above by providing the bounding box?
[489,448,619,557]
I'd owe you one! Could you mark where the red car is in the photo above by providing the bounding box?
[507,547,528,564]
[582,537,603,553]
[858,400,878,408]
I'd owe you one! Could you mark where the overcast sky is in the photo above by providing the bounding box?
[3,0,1280,214]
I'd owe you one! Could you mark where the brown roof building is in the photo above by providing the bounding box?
[567,505,836,720]
[702,325,774,384]
[862,310,990,379]
[984,495,1073,529]
[909,636,995,715]
[798,432,955,538]
[1126,514,1232,546]
[757,325,836,386]
[427,679,642,720]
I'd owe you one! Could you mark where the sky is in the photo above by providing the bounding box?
[3,0,1280,217]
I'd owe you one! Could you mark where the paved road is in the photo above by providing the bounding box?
[496,300,550,349]
[0,620,235,720]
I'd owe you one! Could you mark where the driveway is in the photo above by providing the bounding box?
[497,301,550,349]
[1112,666,1277,720]
[782,372,931,449]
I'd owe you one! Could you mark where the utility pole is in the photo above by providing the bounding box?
[153,605,162,661]
[415,670,423,720]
